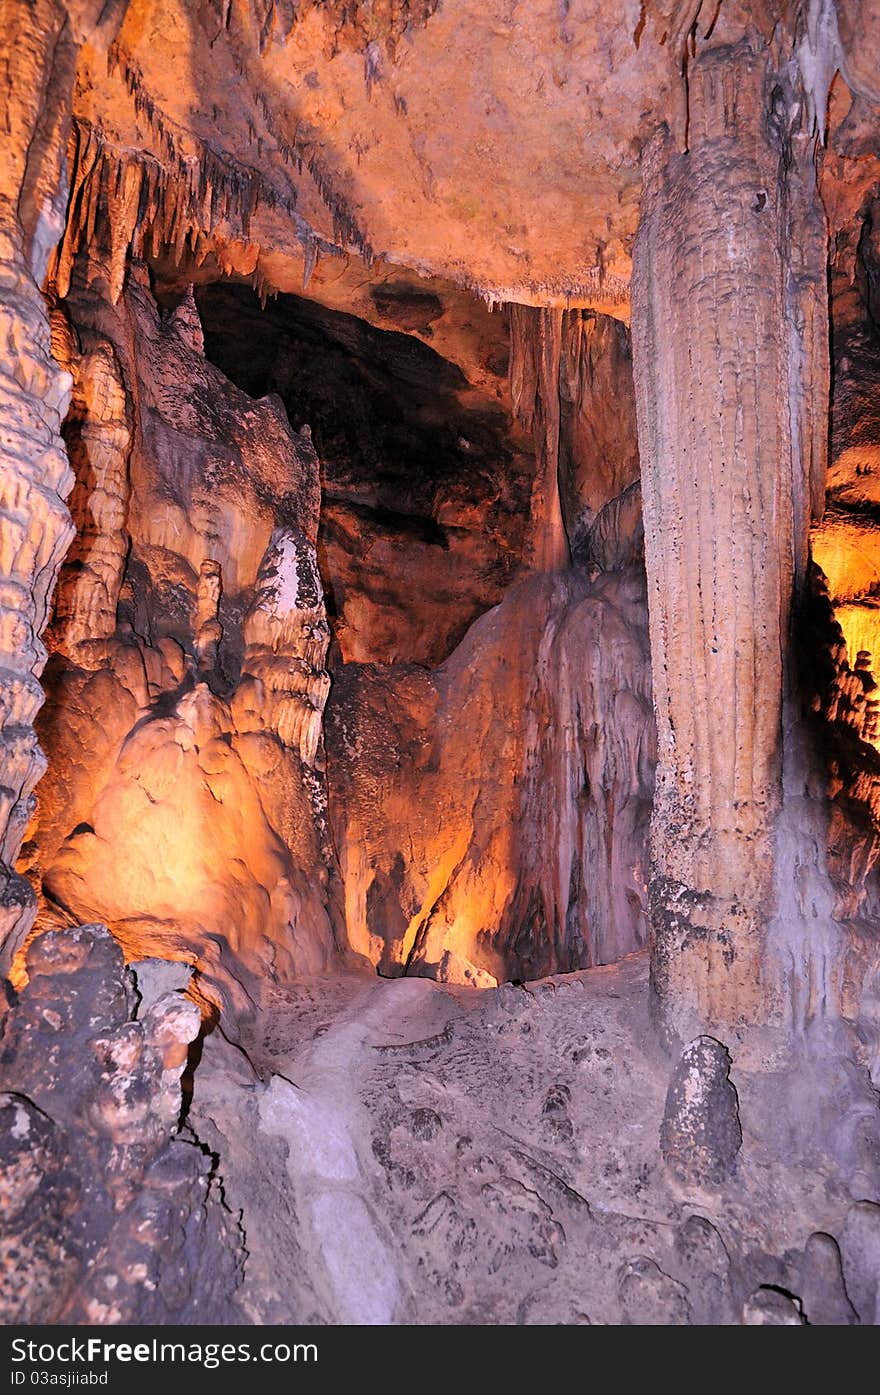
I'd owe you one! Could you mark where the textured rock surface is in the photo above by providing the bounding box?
[196,281,535,666]
[840,1199,880,1323]
[23,248,343,1016]
[741,1288,806,1324]
[556,311,640,562]
[0,0,79,971]
[1,0,880,1333]
[326,568,655,984]
[813,185,880,753]
[188,952,874,1324]
[797,1231,858,1324]
[0,924,242,1322]
[660,1036,742,1188]
[57,0,679,311]
[631,32,831,1041]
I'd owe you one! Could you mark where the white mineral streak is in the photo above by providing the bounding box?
[242,528,331,765]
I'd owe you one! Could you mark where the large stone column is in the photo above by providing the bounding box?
[0,0,82,967]
[631,38,829,1044]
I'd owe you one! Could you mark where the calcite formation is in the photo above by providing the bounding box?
[0,0,879,1331]
[0,924,241,1323]
[195,280,535,667]
[327,568,654,983]
[660,1036,743,1188]
[632,31,832,1042]
[0,0,78,971]
[27,248,341,1017]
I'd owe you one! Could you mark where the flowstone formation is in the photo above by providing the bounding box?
[21,247,343,1022]
[1,0,880,1328]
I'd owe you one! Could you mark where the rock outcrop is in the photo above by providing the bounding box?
[0,923,242,1323]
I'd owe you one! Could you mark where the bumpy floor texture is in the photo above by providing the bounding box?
[189,954,875,1326]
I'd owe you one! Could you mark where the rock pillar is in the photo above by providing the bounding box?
[630,38,829,1042]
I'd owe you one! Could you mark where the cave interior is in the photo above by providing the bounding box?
[2,0,880,1328]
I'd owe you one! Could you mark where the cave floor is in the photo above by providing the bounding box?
[189,951,852,1325]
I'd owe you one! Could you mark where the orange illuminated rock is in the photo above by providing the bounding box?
[27,246,342,1017]
[0,0,82,972]
[326,568,655,984]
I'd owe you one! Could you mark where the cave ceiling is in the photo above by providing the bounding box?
[58,0,873,325]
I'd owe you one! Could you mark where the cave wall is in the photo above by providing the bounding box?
[0,0,875,1046]
[327,568,654,986]
[23,247,655,999]
[813,188,880,720]
[23,247,342,1019]
[195,281,535,667]
[3,0,880,1334]
[0,0,83,971]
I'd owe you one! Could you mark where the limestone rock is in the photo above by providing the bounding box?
[660,1036,742,1189]
[673,1214,736,1325]
[0,0,80,971]
[0,924,242,1322]
[742,1288,806,1325]
[840,1200,880,1324]
[618,1257,691,1325]
[129,958,194,1016]
[327,568,654,981]
[631,36,830,1039]
[0,1092,77,1323]
[797,1231,858,1325]
[238,527,330,765]
[26,250,341,1015]
[557,311,640,560]
[197,280,535,668]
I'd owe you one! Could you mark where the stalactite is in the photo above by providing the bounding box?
[508,304,569,573]
[201,34,374,264]
[302,235,318,290]
[50,120,283,304]
[207,0,440,58]
[94,39,375,285]
[471,267,630,315]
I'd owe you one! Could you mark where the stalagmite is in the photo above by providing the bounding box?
[195,560,223,673]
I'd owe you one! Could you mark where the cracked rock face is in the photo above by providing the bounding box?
[189,956,878,1325]
[0,924,242,1323]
